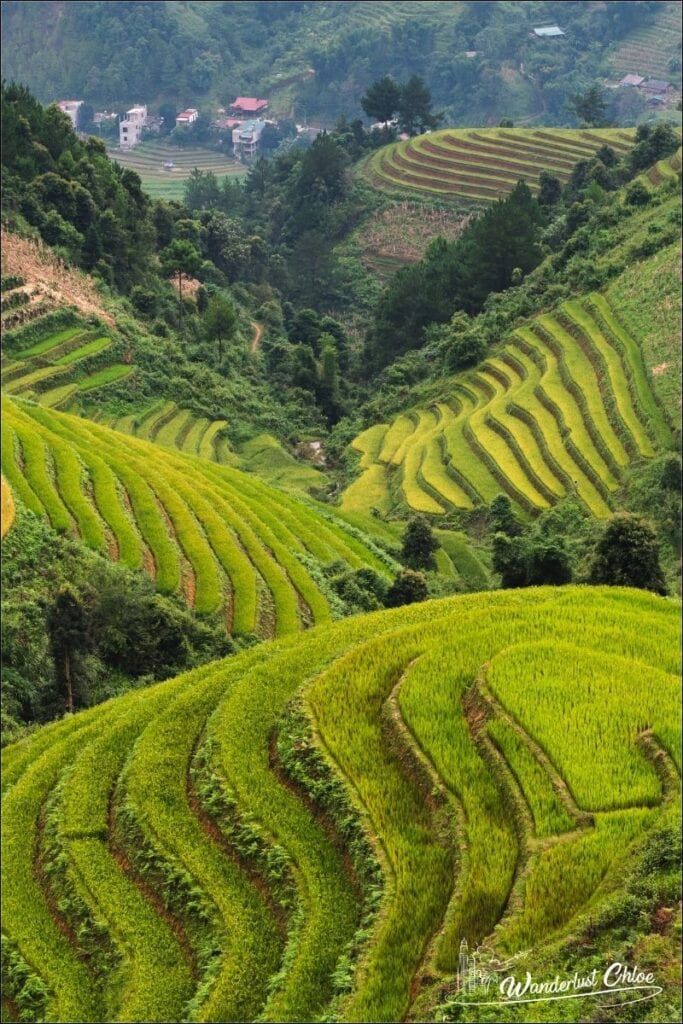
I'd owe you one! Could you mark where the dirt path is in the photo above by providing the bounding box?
[250,321,263,354]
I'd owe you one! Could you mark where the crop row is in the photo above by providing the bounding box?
[342,292,669,518]
[370,127,636,202]
[2,585,679,1021]
[2,397,389,637]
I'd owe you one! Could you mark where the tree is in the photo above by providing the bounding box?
[159,102,177,135]
[397,75,443,136]
[527,541,573,585]
[160,239,201,327]
[47,585,91,714]
[205,294,238,365]
[361,76,402,123]
[568,85,607,127]
[317,333,342,424]
[385,569,429,607]
[492,533,529,588]
[488,493,522,537]
[537,170,562,207]
[588,514,667,594]
[402,517,439,570]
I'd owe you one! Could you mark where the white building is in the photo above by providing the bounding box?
[232,119,266,161]
[175,108,199,127]
[119,105,147,148]
[57,100,83,129]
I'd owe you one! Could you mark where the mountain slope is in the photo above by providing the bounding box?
[2,585,680,1022]
[2,396,394,638]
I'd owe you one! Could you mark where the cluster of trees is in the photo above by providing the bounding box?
[2,510,231,742]
[360,75,442,135]
[488,493,668,594]
[1,82,156,292]
[3,2,672,135]
[369,181,543,368]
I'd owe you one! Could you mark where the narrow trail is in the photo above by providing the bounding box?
[250,321,264,354]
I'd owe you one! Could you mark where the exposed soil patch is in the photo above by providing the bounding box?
[1,229,115,327]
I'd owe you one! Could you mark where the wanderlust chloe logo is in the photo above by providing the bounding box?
[452,939,662,1009]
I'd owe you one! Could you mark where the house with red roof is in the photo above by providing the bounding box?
[230,97,269,116]
[176,108,199,126]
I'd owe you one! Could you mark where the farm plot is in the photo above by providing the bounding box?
[2,396,391,638]
[365,127,636,203]
[1,308,135,404]
[108,142,247,201]
[2,586,679,1022]
[607,1,682,80]
[341,291,671,518]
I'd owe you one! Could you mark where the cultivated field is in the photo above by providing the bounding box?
[365,127,636,203]
[342,292,672,518]
[1,397,393,637]
[1,295,133,407]
[608,1,683,81]
[2,585,679,1022]
[108,142,247,201]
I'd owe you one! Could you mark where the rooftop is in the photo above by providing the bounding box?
[533,25,564,37]
[230,97,269,112]
[619,74,645,87]
[641,78,672,91]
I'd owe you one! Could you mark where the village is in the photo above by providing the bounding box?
[54,94,321,165]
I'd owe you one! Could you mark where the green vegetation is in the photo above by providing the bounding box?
[365,128,636,202]
[108,141,246,202]
[2,586,679,1021]
[2,397,392,642]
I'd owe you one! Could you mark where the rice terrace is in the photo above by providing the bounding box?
[2,587,680,1022]
[107,142,247,201]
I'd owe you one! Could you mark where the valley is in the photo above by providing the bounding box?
[0,5,681,1023]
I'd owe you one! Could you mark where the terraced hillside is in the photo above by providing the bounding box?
[2,586,679,1022]
[2,397,393,638]
[1,291,134,408]
[1,476,14,538]
[638,146,682,191]
[608,1,682,82]
[365,128,636,203]
[342,292,673,518]
[108,142,247,201]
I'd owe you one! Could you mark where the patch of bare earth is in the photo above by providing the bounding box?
[1,228,115,327]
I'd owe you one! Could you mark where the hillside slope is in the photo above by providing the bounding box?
[2,585,680,1022]
[364,127,637,203]
[2,397,394,638]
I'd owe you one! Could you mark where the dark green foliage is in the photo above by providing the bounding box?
[630,123,681,172]
[492,533,530,589]
[361,76,402,123]
[204,293,238,365]
[370,182,542,367]
[329,566,388,613]
[396,75,442,136]
[625,181,651,207]
[492,532,573,589]
[401,517,439,570]
[385,569,429,607]
[1,508,232,742]
[1,82,155,292]
[488,494,522,537]
[538,170,562,208]
[568,84,608,127]
[588,513,667,594]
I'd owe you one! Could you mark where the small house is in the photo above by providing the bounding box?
[119,105,147,148]
[230,97,269,116]
[175,108,199,126]
[533,25,565,37]
[232,119,266,161]
[57,100,83,128]
[640,79,673,95]
[619,74,645,88]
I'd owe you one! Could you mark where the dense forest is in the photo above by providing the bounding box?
[1,0,679,126]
